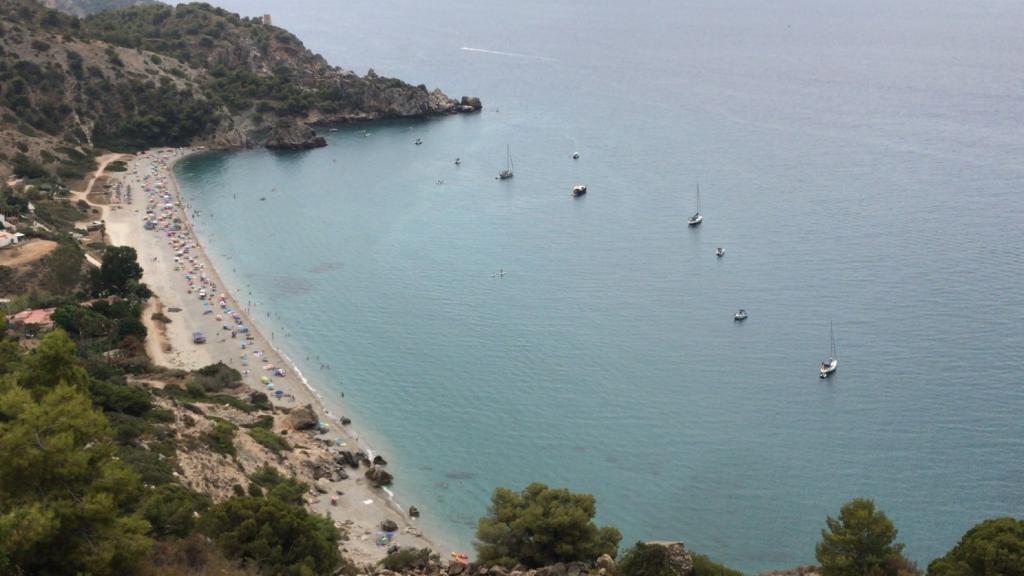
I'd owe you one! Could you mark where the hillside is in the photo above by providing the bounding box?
[40,0,156,16]
[0,0,476,181]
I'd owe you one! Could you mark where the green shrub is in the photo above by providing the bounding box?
[692,553,743,576]
[617,542,678,576]
[816,498,908,576]
[192,361,241,393]
[201,496,340,575]
[248,465,306,505]
[203,418,236,456]
[927,517,1024,576]
[382,548,436,571]
[88,379,152,416]
[247,426,290,454]
[141,483,211,538]
[475,482,621,567]
[117,444,175,485]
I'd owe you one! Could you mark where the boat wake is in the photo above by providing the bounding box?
[460,46,555,62]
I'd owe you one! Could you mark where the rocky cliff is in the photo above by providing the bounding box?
[264,118,327,150]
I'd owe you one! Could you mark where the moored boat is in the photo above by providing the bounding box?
[688,183,703,226]
[716,247,725,257]
[498,144,514,179]
[572,185,587,197]
[734,309,748,321]
[820,321,838,378]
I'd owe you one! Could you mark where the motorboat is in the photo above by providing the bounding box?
[572,152,580,159]
[716,247,725,257]
[415,138,423,145]
[572,185,587,197]
[734,309,748,321]
[455,158,462,165]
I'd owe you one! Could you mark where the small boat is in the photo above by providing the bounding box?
[734,309,748,321]
[571,185,587,197]
[688,183,703,226]
[329,128,339,132]
[497,144,514,179]
[716,247,725,257]
[819,321,838,378]
[415,138,423,145]
[491,268,507,278]
[572,152,580,160]
[259,197,266,201]
[454,158,462,165]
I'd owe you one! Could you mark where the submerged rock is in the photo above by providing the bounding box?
[265,118,327,150]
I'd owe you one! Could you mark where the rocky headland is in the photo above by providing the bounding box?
[0,0,482,179]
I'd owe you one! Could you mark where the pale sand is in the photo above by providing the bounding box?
[102,148,437,564]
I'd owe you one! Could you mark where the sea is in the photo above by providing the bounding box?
[174,0,1024,572]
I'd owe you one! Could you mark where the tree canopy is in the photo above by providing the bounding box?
[816,498,908,576]
[0,382,151,575]
[475,482,622,567]
[201,495,340,575]
[927,517,1024,576]
[15,329,89,392]
[93,245,145,296]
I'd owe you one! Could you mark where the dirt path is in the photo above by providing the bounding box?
[72,153,124,203]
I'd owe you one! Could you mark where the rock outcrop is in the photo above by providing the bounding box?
[645,542,694,576]
[460,96,483,112]
[336,450,360,468]
[365,465,394,487]
[381,519,399,532]
[409,505,420,518]
[288,403,318,430]
[265,119,327,150]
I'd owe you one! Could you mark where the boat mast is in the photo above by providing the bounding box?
[696,182,701,214]
[507,144,513,173]
[828,321,837,359]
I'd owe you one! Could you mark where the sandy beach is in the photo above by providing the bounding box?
[102,148,435,564]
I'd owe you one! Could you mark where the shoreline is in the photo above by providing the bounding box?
[103,147,446,563]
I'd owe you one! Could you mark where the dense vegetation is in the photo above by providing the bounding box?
[926,518,1024,576]
[0,0,452,181]
[0,239,341,574]
[816,498,918,576]
[0,327,344,575]
[475,482,623,567]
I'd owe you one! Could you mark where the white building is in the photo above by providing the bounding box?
[0,231,24,249]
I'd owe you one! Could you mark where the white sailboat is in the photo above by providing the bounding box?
[688,183,703,226]
[497,145,514,180]
[819,322,838,378]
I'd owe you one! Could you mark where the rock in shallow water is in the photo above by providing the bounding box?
[365,465,394,487]
[265,118,327,150]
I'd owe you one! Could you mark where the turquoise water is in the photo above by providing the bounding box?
[178,0,1024,571]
